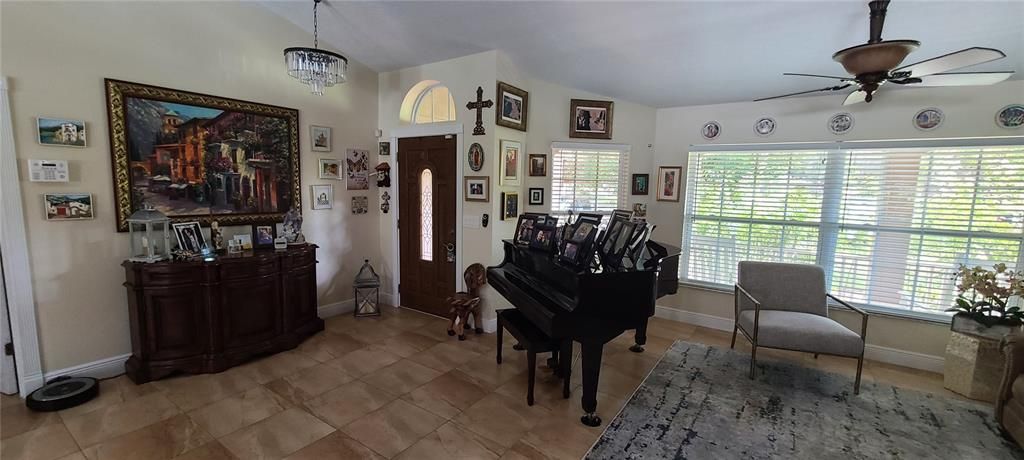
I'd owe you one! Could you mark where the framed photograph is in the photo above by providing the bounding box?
[496,81,529,132]
[43,193,93,221]
[311,184,333,210]
[528,187,544,205]
[234,234,253,250]
[311,125,332,152]
[105,79,299,232]
[499,140,521,186]
[530,223,556,253]
[352,196,369,214]
[378,141,390,156]
[464,176,489,202]
[571,221,596,243]
[631,173,649,195]
[501,191,519,220]
[346,148,370,190]
[514,213,539,245]
[252,224,276,248]
[528,154,546,177]
[37,117,86,148]
[319,158,341,180]
[570,99,614,139]
[656,166,682,202]
[172,221,206,254]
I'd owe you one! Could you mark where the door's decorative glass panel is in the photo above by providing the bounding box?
[420,169,433,261]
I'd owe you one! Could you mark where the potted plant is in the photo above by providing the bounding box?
[947,263,1024,332]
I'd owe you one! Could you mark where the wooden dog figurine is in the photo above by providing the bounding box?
[447,263,486,340]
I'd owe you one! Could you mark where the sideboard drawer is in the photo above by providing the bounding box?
[283,246,316,269]
[140,265,202,286]
[219,257,278,280]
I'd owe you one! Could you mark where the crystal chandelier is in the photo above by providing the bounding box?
[284,0,347,95]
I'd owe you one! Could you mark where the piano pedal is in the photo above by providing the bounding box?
[629,344,645,353]
[581,413,602,427]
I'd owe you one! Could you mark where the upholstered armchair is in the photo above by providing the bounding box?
[998,334,1024,446]
[732,261,869,394]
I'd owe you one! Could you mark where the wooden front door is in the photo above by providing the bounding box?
[398,135,457,316]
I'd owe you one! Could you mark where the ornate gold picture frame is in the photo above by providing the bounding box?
[105,79,300,231]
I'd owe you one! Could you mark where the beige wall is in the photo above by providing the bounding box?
[2,1,380,372]
[651,81,1024,360]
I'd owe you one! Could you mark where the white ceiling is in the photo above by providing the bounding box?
[261,0,1024,108]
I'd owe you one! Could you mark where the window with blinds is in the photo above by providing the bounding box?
[682,143,1024,317]
[550,143,630,215]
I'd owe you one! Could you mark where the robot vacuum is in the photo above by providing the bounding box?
[26,376,99,412]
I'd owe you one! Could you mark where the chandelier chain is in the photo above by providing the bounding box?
[313,0,319,49]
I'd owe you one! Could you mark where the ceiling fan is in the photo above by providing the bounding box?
[756,0,1014,105]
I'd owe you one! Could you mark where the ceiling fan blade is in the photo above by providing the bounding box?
[895,71,1014,87]
[754,84,852,102]
[893,47,1006,79]
[783,73,857,82]
[843,90,867,106]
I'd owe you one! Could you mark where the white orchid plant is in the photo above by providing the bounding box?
[948,263,1024,327]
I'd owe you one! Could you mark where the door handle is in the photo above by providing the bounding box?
[445,243,455,263]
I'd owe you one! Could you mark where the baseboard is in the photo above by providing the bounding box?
[43,353,132,382]
[654,304,945,373]
[318,299,355,318]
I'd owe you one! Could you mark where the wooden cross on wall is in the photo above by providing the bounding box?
[466,86,493,136]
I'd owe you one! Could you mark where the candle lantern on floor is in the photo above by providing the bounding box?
[127,205,171,263]
[353,259,381,317]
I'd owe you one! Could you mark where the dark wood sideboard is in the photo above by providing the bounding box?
[122,245,323,383]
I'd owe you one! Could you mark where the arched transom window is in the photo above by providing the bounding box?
[400,80,457,125]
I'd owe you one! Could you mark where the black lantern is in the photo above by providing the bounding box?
[353,259,381,317]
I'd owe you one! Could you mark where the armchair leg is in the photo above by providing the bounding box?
[749,345,757,379]
[854,355,864,395]
[730,325,738,349]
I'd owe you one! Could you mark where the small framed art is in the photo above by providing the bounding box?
[501,191,519,220]
[346,149,370,190]
[496,81,529,132]
[311,184,333,210]
[468,143,485,172]
[252,224,276,248]
[319,159,341,179]
[172,221,206,254]
[528,154,546,176]
[499,139,522,186]
[656,166,682,202]
[631,174,649,195]
[379,141,390,156]
[311,125,332,152]
[570,99,614,139]
[465,176,489,202]
[352,196,369,214]
[528,188,544,205]
[43,193,93,220]
[37,117,86,148]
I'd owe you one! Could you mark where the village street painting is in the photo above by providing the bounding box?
[37,117,86,147]
[44,193,93,220]
[123,97,295,218]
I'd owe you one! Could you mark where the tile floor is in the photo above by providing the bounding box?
[1,306,961,460]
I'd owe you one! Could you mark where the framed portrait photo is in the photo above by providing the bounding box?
[528,187,544,205]
[528,154,546,177]
[464,176,489,202]
[499,139,522,186]
[656,166,682,202]
[631,173,649,195]
[496,81,528,132]
[378,141,390,156]
[37,117,86,148]
[311,125,332,152]
[172,221,206,254]
[252,224,277,248]
[43,193,94,221]
[501,191,519,220]
[570,99,614,139]
[311,184,333,210]
[319,158,341,180]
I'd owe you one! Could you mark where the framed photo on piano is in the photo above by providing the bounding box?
[513,213,546,245]
[559,216,600,268]
[529,222,556,252]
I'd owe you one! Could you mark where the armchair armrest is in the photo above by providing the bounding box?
[735,283,762,340]
[998,334,1024,422]
[827,293,869,341]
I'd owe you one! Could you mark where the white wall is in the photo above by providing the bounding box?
[1,2,380,372]
[651,80,1024,361]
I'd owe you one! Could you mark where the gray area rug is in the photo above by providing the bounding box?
[588,341,1023,459]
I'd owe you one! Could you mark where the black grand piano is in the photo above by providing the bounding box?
[488,215,679,427]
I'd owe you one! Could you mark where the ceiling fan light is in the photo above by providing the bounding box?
[832,40,920,76]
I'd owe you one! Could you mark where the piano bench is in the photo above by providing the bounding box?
[496,309,571,406]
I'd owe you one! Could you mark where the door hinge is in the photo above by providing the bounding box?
[4,342,13,356]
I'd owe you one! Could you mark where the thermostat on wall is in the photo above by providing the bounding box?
[28,159,69,182]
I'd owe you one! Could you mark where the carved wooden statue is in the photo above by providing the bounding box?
[447,263,487,340]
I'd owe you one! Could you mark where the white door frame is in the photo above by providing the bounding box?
[0,77,44,397]
[388,122,465,308]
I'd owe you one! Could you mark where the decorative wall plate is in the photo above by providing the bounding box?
[828,113,854,135]
[700,121,721,140]
[468,143,484,171]
[753,117,776,137]
[913,107,944,131]
[996,104,1024,129]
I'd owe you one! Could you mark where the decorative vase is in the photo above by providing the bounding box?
[943,313,1016,403]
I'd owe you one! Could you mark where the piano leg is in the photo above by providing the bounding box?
[580,342,604,427]
[630,317,649,353]
[560,340,572,399]
[496,315,503,365]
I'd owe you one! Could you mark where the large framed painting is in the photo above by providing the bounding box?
[496,81,528,132]
[570,99,614,139]
[105,79,300,232]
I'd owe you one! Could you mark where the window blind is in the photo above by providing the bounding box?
[550,144,630,215]
[683,144,1024,317]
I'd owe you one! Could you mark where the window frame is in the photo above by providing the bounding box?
[549,141,631,218]
[411,83,456,125]
[680,137,1024,323]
